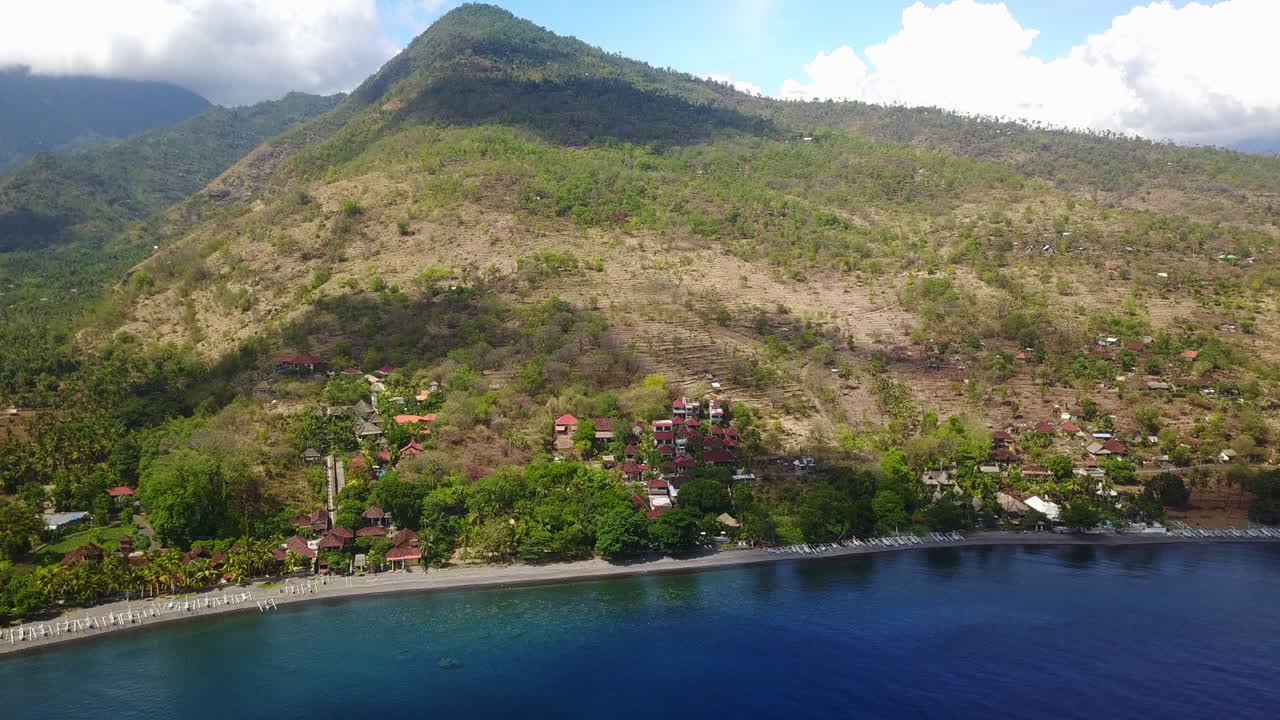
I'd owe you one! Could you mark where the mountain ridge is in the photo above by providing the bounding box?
[0,67,211,170]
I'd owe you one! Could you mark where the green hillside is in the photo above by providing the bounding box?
[2,5,1279,620]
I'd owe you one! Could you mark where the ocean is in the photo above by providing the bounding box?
[4,544,1279,719]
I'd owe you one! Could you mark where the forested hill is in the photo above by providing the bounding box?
[0,92,344,254]
[0,67,211,170]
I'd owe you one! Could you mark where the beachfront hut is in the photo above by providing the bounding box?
[996,492,1030,515]
[386,545,422,571]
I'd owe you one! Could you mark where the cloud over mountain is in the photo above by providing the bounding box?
[0,0,398,106]
[780,0,1280,146]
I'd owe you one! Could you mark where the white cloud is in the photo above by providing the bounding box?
[780,0,1280,146]
[704,73,764,97]
[0,0,399,106]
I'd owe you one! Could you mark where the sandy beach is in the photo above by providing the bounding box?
[4,530,1277,658]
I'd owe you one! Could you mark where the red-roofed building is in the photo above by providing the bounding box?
[184,545,214,564]
[341,367,362,375]
[703,449,738,466]
[385,545,422,569]
[1014,352,1029,361]
[1102,439,1129,455]
[106,486,136,497]
[285,535,317,559]
[400,439,424,458]
[362,505,386,523]
[328,526,354,540]
[647,479,670,493]
[1181,350,1199,360]
[318,533,347,550]
[646,507,668,520]
[375,365,396,377]
[672,455,695,473]
[1125,342,1146,352]
[993,430,1014,444]
[554,414,579,431]
[672,398,687,416]
[275,354,325,374]
[623,444,638,459]
[391,529,418,548]
[291,508,330,533]
[1061,421,1080,433]
[1021,465,1052,478]
[658,445,675,456]
[631,494,651,511]
[621,461,646,481]
[61,543,104,567]
[654,431,675,445]
[591,418,616,440]
[1034,421,1056,434]
[393,414,436,426]
[992,448,1018,463]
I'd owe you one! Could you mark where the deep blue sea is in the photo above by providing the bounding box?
[4,544,1279,719]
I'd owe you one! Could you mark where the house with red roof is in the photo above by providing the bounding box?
[391,529,418,548]
[623,444,638,459]
[553,414,578,453]
[385,545,422,570]
[1060,421,1081,434]
[61,543,104,567]
[646,507,669,520]
[992,448,1018,463]
[291,508,330,534]
[106,486,135,498]
[591,418,616,440]
[284,535,317,559]
[400,438,424,458]
[1181,350,1199,360]
[703,449,738,466]
[374,365,396,377]
[1033,421,1056,434]
[275,354,325,375]
[620,461,646,481]
[1102,439,1129,455]
[992,430,1014,445]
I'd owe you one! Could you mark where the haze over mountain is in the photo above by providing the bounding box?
[0,67,211,170]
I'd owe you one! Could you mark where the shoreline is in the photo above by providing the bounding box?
[4,531,1277,659]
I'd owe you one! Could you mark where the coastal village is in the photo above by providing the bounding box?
[29,333,1277,591]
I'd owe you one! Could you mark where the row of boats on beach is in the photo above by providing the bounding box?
[3,591,255,646]
[768,532,965,555]
[1167,524,1280,539]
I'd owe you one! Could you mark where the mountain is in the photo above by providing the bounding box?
[0,67,211,170]
[0,91,344,254]
[0,91,343,336]
[75,5,1280,453]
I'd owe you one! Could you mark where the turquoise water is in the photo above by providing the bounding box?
[4,544,1280,719]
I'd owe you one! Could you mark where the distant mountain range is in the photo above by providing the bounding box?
[0,67,212,170]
